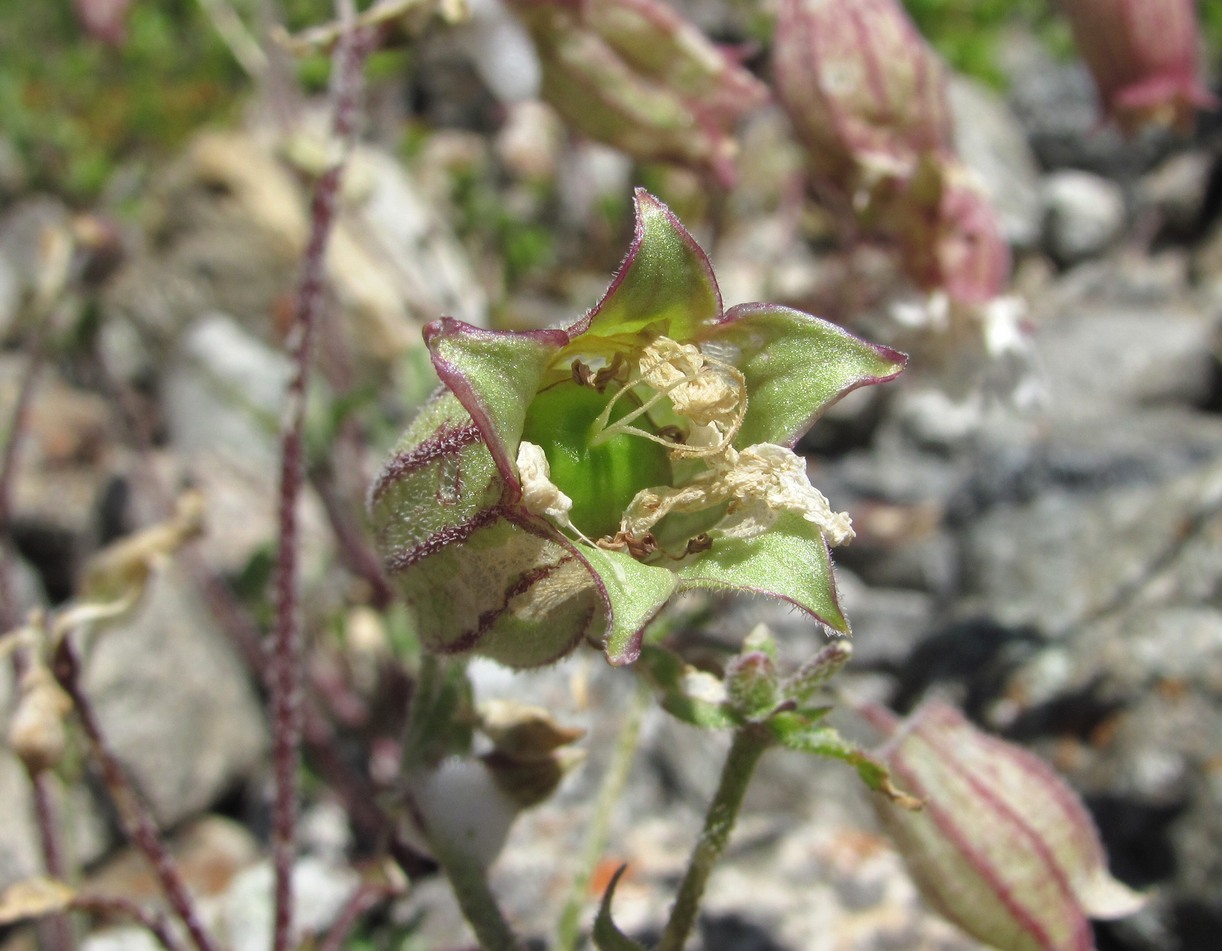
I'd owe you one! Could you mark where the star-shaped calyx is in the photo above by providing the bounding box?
[369,189,905,667]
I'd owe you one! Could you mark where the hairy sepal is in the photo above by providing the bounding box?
[369,391,600,668]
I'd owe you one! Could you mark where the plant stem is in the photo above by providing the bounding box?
[316,880,394,951]
[426,827,523,951]
[655,726,771,951]
[268,5,367,950]
[51,640,220,951]
[554,680,648,951]
[72,895,185,951]
[1,336,75,951]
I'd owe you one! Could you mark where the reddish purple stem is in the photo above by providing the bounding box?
[51,640,221,951]
[269,9,370,951]
[72,894,186,951]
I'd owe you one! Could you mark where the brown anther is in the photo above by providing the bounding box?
[685,533,713,555]
[597,529,658,560]
[572,360,596,388]
[592,352,627,391]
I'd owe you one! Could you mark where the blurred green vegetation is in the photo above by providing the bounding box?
[0,2,244,201]
[900,0,1074,86]
[0,0,336,204]
[1204,2,1222,65]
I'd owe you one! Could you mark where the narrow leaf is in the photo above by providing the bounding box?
[638,645,740,730]
[0,877,76,925]
[769,714,919,808]
[593,866,649,951]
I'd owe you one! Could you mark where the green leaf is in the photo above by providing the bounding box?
[677,512,849,633]
[768,713,912,803]
[578,190,721,345]
[425,319,568,482]
[577,544,677,665]
[593,866,649,951]
[637,645,740,730]
[782,640,853,706]
[705,304,907,447]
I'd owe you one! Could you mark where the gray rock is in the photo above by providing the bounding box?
[102,130,486,383]
[0,197,73,343]
[1137,150,1213,239]
[1027,269,1215,415]
[1193,215,1222,308]
[80,564,268,827]
[1,359,123,600]
[218,857,360,951]
[158,313,336,586]
[163,312,291,468]
[1041,170,1127,266]
[836,576,937,668]
[956,414,1222,633]
[1,552,47,622]
[949,76,1042,249]
[999,604,1222,951]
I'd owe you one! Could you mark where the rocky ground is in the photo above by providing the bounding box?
[1,18,1221,951]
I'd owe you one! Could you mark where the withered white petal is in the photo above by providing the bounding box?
[517,441,576,529]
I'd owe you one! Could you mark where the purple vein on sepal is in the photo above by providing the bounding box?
[886,718,1089,951]
[384,507,505,575]
[368,422,483,505]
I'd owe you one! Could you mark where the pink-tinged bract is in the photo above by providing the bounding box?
[506,0,769,185]
[772,0,954,215]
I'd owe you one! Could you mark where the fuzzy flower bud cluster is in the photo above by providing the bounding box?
[772,0,1010,307]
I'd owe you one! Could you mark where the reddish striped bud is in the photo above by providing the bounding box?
[773,0,954,219]
[872,700,1145,951]
[773,0,1010,306]
[1060,0,1216,135]
[507,0,769,184]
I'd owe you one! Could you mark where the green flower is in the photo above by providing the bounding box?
[369,190,905,668]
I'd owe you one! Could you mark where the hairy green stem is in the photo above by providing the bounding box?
[656,726,771,951]
[427,825,523,951]
[402,653,520,947]
[555,681,649,951]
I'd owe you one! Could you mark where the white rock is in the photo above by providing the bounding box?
[1041,170,1126,265]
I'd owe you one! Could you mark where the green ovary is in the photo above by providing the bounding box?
[521,381,672,538]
